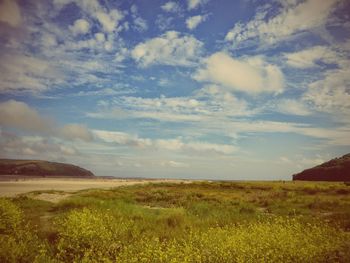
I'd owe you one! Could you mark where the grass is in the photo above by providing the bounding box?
[1,180,350,262]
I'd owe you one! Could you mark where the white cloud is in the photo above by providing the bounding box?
[303,67,350,117]
[87,96,203,122]
[280,156,292,163]
[223,120,350,146]
[131,31,203,67]
[183,141,237,154]
[96,9,123,32]
[115,47,129,62]
[0,100,53,133]
[155,138,184,151]
[76,87,127,97]
[157,78,170,87]
[194,52,284,94]
[95,32,105,42]
[193,85,253,117]
[280,154,326,168]
[54,0,124,33]
[133,17,148,31]
[283,45,350,120]
[130,4,137,14]
[276,99,311,116]
[0,0,21,27]
[70,19,90,35]
[61,34,116,52]
[59,145,78,155]
[60,124,93,141]
[161,2,181,13]
[135,111,203,122]
[87,89,252,123]
[161,160,189,168]
[93,130,152,148]
[0,100,94,142]
[155,138,238,155]
[53,0,100,13]
[225,0,340,45]
[93,129,238,155]
[26,26,114,92]
[0,132,79,159]
[300,156,325,166]
[0,53,62,93]
[187,0,207,10]
[155,15,174,31]
[284,46,337,68]
[130,4,148,32]
[186,15,206,30]
[41,33,57,47]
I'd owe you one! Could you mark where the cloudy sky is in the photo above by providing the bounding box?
[0,0,349,180]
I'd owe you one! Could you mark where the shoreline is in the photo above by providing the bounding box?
[0,177,190,197]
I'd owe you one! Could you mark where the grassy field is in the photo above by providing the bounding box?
[1,181,350,262]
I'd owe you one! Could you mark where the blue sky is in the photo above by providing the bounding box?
[0,0,349,180]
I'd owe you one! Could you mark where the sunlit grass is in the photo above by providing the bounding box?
[1,181,350,262]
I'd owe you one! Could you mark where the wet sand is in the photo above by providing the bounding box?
[0,177,188,197]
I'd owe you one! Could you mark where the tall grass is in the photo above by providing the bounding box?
[1,181,350,262]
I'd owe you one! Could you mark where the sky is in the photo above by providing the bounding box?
[0,0,350,180]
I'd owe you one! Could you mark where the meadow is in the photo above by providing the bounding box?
[1,181,350,262]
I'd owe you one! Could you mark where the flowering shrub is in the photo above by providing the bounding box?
[114,217,349,263]
[56,208,131,262]
[0,198,22,234]
[55,208,350,262]
[0,198,47,263]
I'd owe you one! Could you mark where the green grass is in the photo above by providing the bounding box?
[1,181,350,262]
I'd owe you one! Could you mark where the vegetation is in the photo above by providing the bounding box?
[0,159,94,177]
[1,181,350,262]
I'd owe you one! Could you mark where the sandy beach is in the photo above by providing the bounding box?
[0,177,187,197]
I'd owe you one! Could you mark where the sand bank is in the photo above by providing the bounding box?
[0,177,187,197]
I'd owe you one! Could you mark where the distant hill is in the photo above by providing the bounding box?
[293,154,350,181]
[0,159,94,177]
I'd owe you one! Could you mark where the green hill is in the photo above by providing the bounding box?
[293,153,350,181]
[0,159,94,177]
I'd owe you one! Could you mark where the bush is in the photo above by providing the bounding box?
[0,198,22,234]
[55,208,350,262]
[55,208,131,262]
[116,217,350,263]
[0,198,48,263]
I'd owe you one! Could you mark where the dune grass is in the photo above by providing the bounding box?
[1,181,350,262]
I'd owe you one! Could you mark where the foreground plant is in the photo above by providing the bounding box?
[0,198,49,263]
[55,208,350,263]
[1,181,350,263]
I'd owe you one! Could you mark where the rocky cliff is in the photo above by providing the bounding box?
[293,154,350,181]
